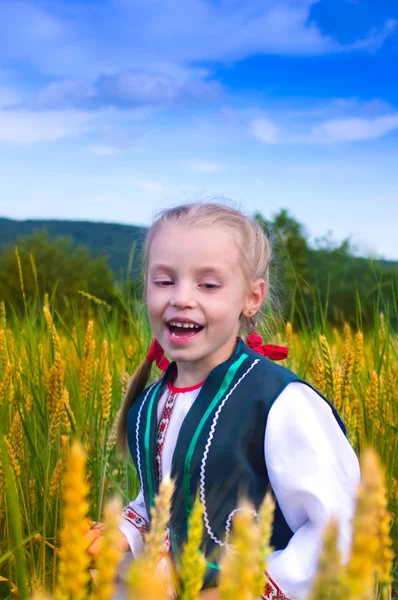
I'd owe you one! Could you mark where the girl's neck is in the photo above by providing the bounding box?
[172,337,239,389]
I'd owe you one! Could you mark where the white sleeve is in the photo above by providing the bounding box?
[118,488,150,558]
[264,381,360,600]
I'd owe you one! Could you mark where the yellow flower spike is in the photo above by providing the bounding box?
[342,323,354,407]
[127,476,175,600]
[319,334,335,398]
[219,501,261,600]
[308,518,345,600]
[10,412,23,463]
[93,496,124,600]
[77,290,112,310]
[121,371,130,398]
[144,475,174,565]
[55,441,91,600]
[180,494,206,600]
[365,371,379,426]
[354,331,364,379]
[43,306,62,355]
[127,558,169,600]
[101,356,112,426]
[106,408,121,455]
[49,459,64,499]
[344,449,393,599]
[50,388,68,443]
[255,491,275,596]
[0,328,8,366]
[333,364,343,413]
[46,352,65,415]
[0,363,13,407]
[3,436,21,480]
[285,321,293,349]
[312,353,326,395]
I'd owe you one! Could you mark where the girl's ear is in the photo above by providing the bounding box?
[243,278,266,317]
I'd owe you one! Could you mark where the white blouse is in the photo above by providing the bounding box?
[116,381,360,600]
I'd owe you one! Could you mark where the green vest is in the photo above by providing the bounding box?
[127,338,345,586]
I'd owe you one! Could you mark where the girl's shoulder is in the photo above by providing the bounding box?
[242,342,302,384]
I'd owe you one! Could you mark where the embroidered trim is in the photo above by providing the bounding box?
[136,382,157,494]
[199,358,260,547]
[262,572,292,599]
[121,506,150,540]
[155,390,178,482]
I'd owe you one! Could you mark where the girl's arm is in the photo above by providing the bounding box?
[118,487,150,557]
[85,488,149,559]
[264,381,360,600]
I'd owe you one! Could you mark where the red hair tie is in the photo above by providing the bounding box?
[246,331,288,361]
[146,339,170,371]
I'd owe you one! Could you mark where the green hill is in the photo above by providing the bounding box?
[1,215,397,327]
[0,217,147,278]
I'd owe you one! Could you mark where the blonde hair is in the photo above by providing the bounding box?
[117,202,273,452]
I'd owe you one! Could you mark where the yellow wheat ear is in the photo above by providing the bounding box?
[308,518,345,600]
[179,493,206,600]
[126,476,175,600]
[55,441,91,600]
[92,496,124,600]
[219,496,275,600]
[144,475,174,565]
[344,448,394,599]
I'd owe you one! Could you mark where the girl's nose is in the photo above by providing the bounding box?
[170,284,197,308]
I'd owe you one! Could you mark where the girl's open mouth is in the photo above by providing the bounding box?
[166,321,204,342]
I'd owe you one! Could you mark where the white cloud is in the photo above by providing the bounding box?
[0,0,395,81]
[0,108,93,144]
[134,181,164,192]
[187,160,224,173]
[251,118,280,143]
[249,106,398,145]
[351,19,397,51]
[311,113,398,142]
[30,70,223,110]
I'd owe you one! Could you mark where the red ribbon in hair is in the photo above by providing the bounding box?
[146,332,287,372]
[146,338,171,371]
[246,332,288,361]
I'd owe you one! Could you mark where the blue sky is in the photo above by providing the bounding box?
[0,0,397,259]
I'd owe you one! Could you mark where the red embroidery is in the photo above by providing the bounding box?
[155,390,178,482]
[121,506,150,540]
[262,571,292,599]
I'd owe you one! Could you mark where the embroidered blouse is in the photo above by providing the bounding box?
[116,379,360,600]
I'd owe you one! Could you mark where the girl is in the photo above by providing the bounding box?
[86,203,360,600]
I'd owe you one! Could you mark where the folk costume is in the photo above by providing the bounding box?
[115,336,360,600]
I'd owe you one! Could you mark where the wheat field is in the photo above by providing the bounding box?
[0,292,396,599]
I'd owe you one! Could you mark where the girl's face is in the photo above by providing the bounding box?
[146,223,256,374]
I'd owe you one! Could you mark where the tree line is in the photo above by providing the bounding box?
[0,212,397,329]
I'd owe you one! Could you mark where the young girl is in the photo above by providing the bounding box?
[86,203,360,600]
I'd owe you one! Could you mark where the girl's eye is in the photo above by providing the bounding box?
[200,283,220,289]
[154,280,174,286]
